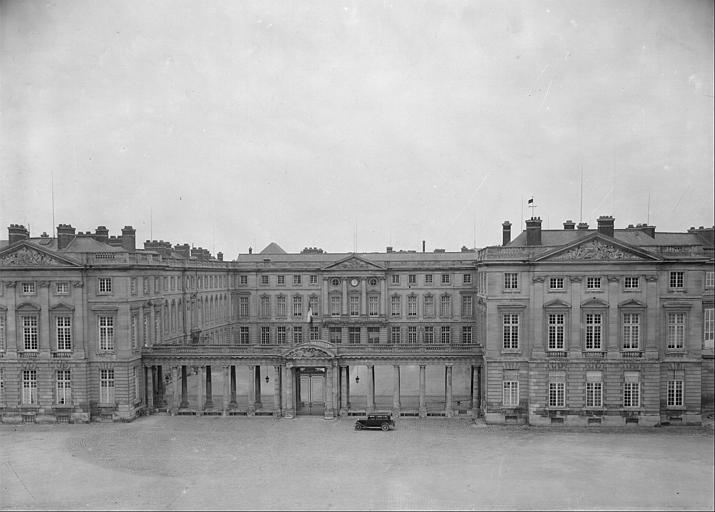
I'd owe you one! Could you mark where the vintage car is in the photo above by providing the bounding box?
[354,414,395,431]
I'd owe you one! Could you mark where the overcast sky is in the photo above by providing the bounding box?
[1,0,713,257]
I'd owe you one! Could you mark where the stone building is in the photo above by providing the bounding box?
[0,217,712,425]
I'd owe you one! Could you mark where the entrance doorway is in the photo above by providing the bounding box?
[296,367,325,416]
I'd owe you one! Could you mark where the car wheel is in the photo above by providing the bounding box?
[381,422,390,431]
[355,423,363,430]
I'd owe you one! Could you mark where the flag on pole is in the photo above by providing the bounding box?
[306,306,313,325]
[528,197,534,204]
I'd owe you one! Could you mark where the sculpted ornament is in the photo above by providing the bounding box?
[0,247,61,266]
[552,240,641,261]
[291,347,330,358]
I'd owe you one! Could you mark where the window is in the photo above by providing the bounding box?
[56,316,72,351]
[330,296,341,317]
[349,295,360,317]
[99,316,115,350]
[503,381,519,407]
[407,296,417,317]
[293,275,302,286]
[309,296,319,316]
[706,271,715,288]
[440,295,452,317]
[348,327,360,344]
[669,271,684,289]
[623,313,640,350]
[56,282,69,294]
[330,327,342,344]
[440,326,451,344]
[548,374,565,408]
[277,296,287,317]
[408,274,416,285]
[586,277,601,290]
[261,326,270,345]
[391,296,401,317]
[273,326,285,344]
[239,326,250,344]
[463,273,472,284]
[424,274,433,285]
[441,273,451,285]
[260,296,271,318]
[705,308,714,347]
[57,370,71,405]
[98,277,112,294]
[309,275,318,285]
[624,276,639,290]
[503,314,519,350]
[293,326,303,344]
[22,315,38,351]
[424,295,434,317]
[548,313,565,350]
[407,326,417,344]
[368,327,380,344]
[239,296,249,317]
[391,275,400,285]
[585,313,602,350]
[368,296,379,317]
[586,372,602,408]
[22,370,37,405]
[292,296,303,318]
[504,273,518,290]
[623,372,640,408]
[240,275,248,285]
[368,278,378,286]
[22,282,36,294]
[0,314,5,351]
[461,296,473,318]
[424,326,434,344]
[331,278,340,286]
[277,275,285,286]
[667,312,685,349]
[130,278,137,295]
[667,380,684,407]
[260,275,269,286]
[549,277,564,290]
[100,369,115,404]
[391,326,401,344]
[462,326,472,344]
[310,325,320,341]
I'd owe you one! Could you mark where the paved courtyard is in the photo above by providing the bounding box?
[1,416,713,511]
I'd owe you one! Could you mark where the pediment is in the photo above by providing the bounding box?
[0,243,80,267]
[50,302,75,312]
[322,254,385,272]
[581,297,609,308]
[535,234,660,262]
[544,298,572,309]
[618,298,646,309]
[283,341,336,359]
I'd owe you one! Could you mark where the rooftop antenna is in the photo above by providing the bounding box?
[150,208,153,240]
[579,165,584,223]
[51,171,56,238]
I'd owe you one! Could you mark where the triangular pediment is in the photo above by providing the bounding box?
[323,254,385,272]
[544,298,572,309]
[283,341,336,359]
[618,298,646,309]
[535,233,661,262]
[0,242,80,267]
[581,297,609,308]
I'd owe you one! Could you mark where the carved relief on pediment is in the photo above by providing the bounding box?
[550,240,643,261]
[288,346,331,359]
[0,247,63,266]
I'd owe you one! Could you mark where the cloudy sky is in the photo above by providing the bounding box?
[1,0,713,257]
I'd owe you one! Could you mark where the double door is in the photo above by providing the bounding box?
[297,369,325,416]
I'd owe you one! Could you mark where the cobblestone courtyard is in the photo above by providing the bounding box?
[1,416,713,511]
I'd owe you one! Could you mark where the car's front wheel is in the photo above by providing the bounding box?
[381,422,390,431]
[355,423,363,430]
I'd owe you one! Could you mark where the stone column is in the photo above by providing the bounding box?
[471,365,479,415]
[273,365,282,417]
[325,366,334,419]
[346,367,351,409]
[146,366,154,410]
[230,366,237,408]
[205,366,214,409]
[419,365,427,418]
[341,279,348,316]
[255,366,262,409]
[180,365,189,408]
[171,366,179,414]
[367,364,375,413]
[156,366,165,407]
[247,365,256,416]
[222,365,230,415]
[361,278,367,316]
[445,364,453,417]
[392,364,401,416]
[380,278,386,316]
[197,366,204,414]
[340,366,348,416]
[285,366,295,418]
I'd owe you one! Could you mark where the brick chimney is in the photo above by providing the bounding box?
[636,223,656,238]
[563,220,575,230]
[121,226,136,251]
[525,217,542,246]
[422,240,426,253]
[502,221,512,246]
[577,222,589,230]
[94,225,109,243]
[57,224,76,250]
[217,252,223,261]
[8,224,29,245]
[174,243,190,259]
[597,216,615,238]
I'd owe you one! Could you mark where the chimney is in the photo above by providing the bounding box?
[94,225,109,243]
[121,226,136,251]
[386,246,394,253]
[577,222,589,230]
[636,224,656,238]
[525,217,542,246]
[563,220,575,230]
[597,216,615,238]
[502,221,512,246]
[248,247,253,254]
[57,224,76,250]
[107,236,123,247]
[422,240,426,253]
[217,252,223,261]
[174,243,190,259]
[8,224,29,245]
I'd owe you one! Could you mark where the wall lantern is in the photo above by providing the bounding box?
[265,375,270,384]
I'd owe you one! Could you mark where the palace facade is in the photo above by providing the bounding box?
[0,217,712,426]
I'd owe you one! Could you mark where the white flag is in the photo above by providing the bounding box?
[306,306,313,324]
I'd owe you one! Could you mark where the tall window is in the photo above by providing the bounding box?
[309,296,319,316]
[98,277,112,293]
[310,325,320,341]
[22,370,37,405]
[330,296,341,317]
[239,297,249,317]
[310,275,318,285]
[424,295,434,317]
[623,372,640,407]
[240,275,248,285]
[367,327,380,344]
[667,312,685,349]
[368,296,379,317]
[99,316,114,350]
[408,274,416,285]
[292,326,303,344]
[0,314,5,351]
[56,316,72,351]
[22,315,38,351]
[585,313,602,350]
[407,296,417,317]
[548,375,565,408]
[261,326,270,345]
[348,327,360,344]
[503,381,519,407]
[349,295,360,317]
[440,295,452,317]
[240,326,250,344]
[624,276,639,290]
[548,313,564,350]
[440,326,451,344]
[277,296,287,317]
[669,271,684,289]
[441,273,451,285]
[277,326,286,344]
[424,326,434,344]
[57,370,71,405]
[407,326,417,344]
[461,296,473,318]
[391,296,401,317]
[462,326,472,344]
[503,314,519,349]
[329,327,342,344]
[100,369,115,404]
[292,296,303,319]
[260,296,271,317]
[391,326,401,343]
[586,277,601,290]
[623,313,640,350]
[705,271,715,288]
[705,308,714,347]
[504,273,518,290]
[586,372,602,408]
[667,380,684,407]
